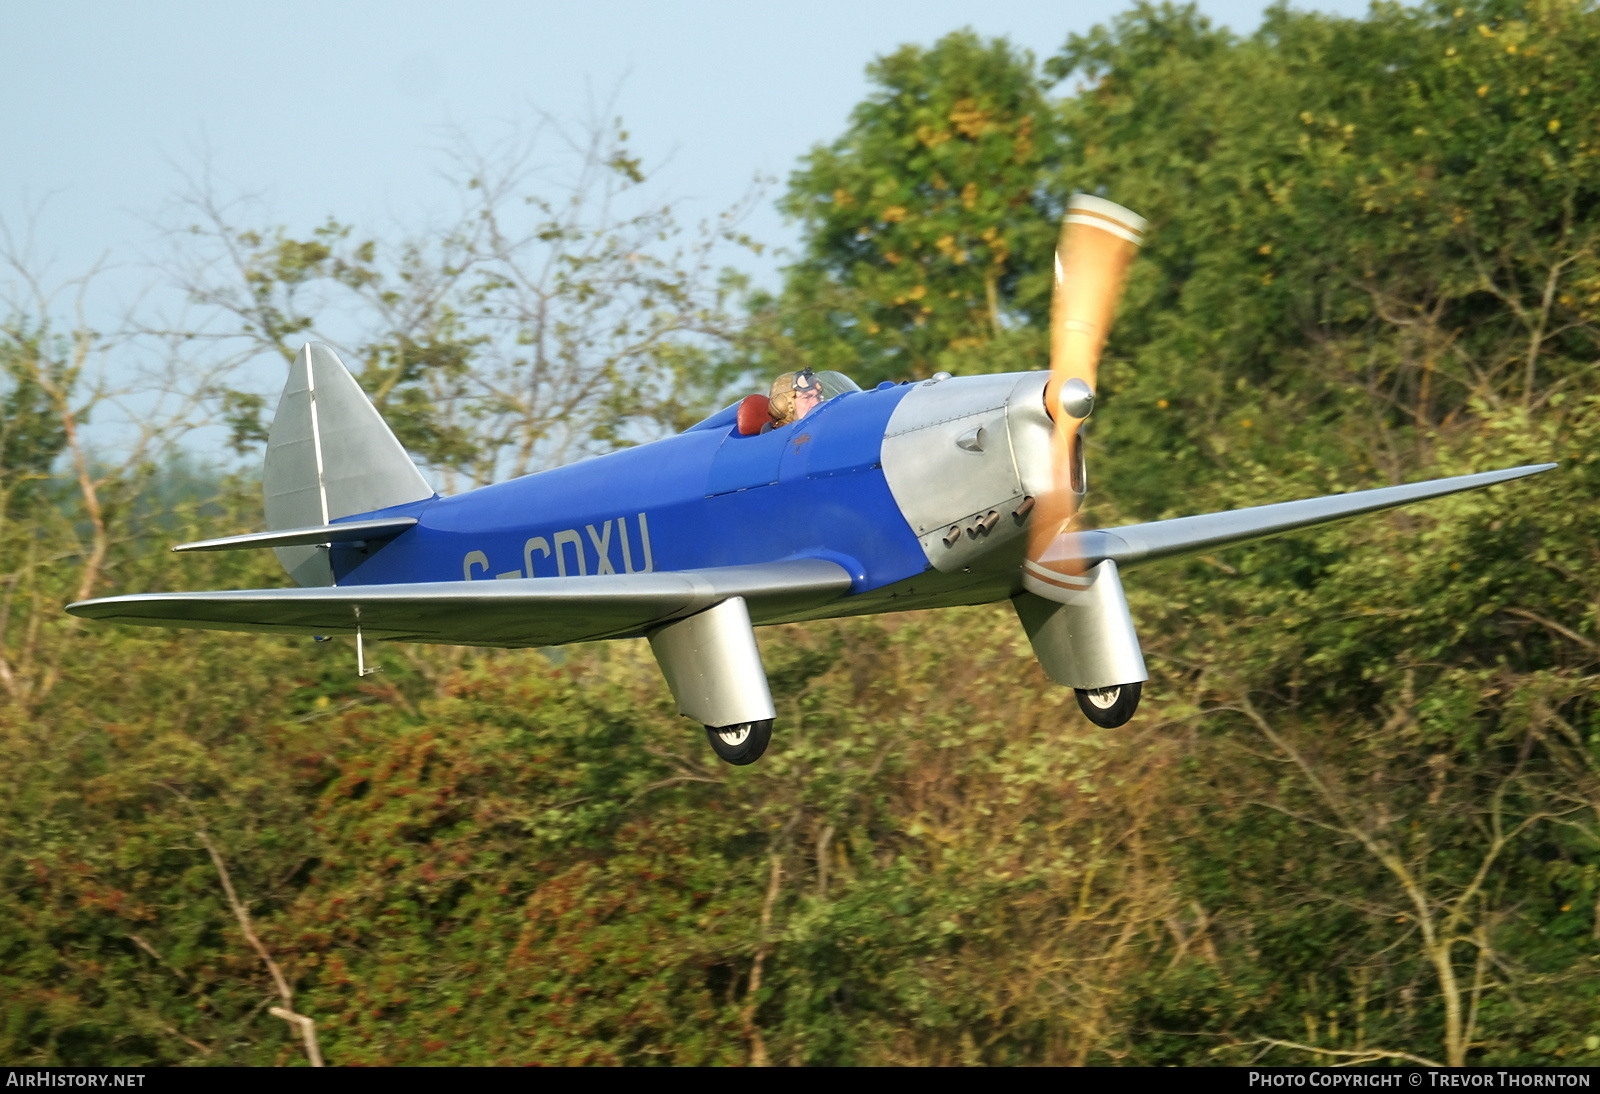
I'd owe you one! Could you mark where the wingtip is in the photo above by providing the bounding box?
[1501,461,1559,478]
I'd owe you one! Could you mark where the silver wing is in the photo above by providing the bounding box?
[1045,463,1557,573]
[65,560,853,647]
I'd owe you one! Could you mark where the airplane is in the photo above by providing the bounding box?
[67,196,1555,765]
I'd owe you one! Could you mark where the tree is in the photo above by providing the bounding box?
[766,31,1062,385]
[162,115,761,490]
[0,215,220,715]
[1048,0,1600,518]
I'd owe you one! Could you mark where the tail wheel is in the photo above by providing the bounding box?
[705,719,773,765]
[1075,682,1142,728]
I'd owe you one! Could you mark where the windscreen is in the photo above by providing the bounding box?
[813,370,861,401]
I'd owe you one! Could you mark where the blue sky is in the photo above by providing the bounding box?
[4,0,1373,302]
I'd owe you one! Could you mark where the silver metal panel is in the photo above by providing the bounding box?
[882,372,1026,439]
[647,596,776,728]
[275,548,335,590]
[1013,561,1147,690]
[311,347,435,517]
[262,346,331,586]
[263,344,435,586]
[262,344,323,530]
[65,559,853,649]
[910,494,1031,575]
[881,373,1031,568]
[884,372,1055,576]
[1038,463,1558,572]
[172,517,417,553]
[1002,371,1056,503]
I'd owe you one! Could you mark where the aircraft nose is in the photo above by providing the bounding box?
[879,371,1043,574]
[1003,370,1056,506]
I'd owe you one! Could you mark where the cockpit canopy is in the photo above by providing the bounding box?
[809,370,862,400]
[684,370,864,436]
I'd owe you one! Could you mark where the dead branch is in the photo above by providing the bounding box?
[739,852,784,1068]
[1504,607,1600,656]
[1237,1037,1443,1068]
[1230,695,1546,1066]
[195,829,324,1067]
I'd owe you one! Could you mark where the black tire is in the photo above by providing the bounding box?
[1074,682,1142,728]
[705,719,773,766]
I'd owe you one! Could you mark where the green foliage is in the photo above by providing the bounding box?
[764,31,1062,385]
[0,323,72,518]
[3,590,1185,1065]
[1050,0,1600,519]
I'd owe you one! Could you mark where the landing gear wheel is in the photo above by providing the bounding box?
[1075,682,1142,728]
[705,719,773,766]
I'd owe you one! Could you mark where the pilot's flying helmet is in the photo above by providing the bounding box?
[768,369,821,427]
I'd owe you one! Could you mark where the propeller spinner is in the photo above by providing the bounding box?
[1025,195,1147,592]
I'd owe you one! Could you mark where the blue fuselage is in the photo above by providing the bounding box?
[331,383,929,597]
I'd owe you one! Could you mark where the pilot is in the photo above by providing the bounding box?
[768,368,823,428]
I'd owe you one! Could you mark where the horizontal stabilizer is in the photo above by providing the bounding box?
[1031,463,1557,579]
[65,560,853,648]
[172,517,418,553]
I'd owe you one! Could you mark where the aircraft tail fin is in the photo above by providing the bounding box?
[263,343,435,587]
